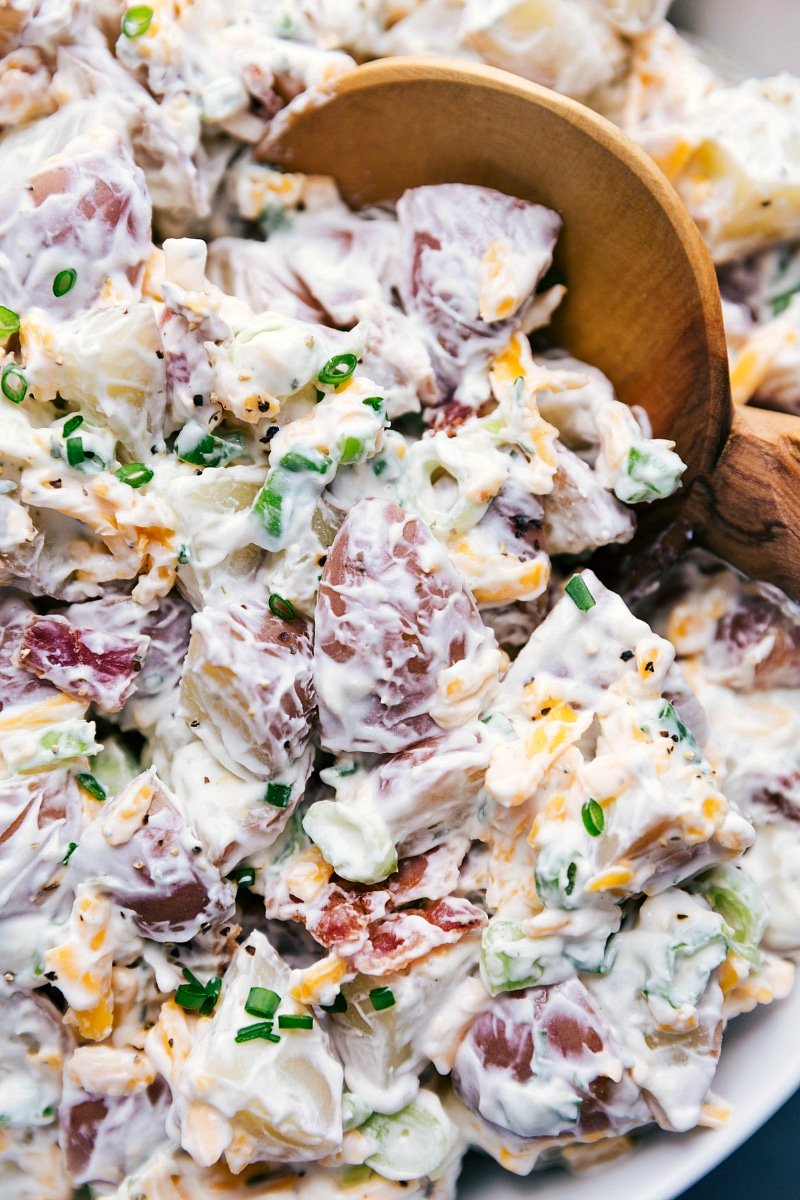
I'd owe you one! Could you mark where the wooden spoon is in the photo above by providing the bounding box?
[259,57,800,598]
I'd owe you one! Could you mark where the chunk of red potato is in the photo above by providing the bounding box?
[0,769,82,920]
[181,600,315,780]
[0,112,151,315]
[14,613,149,712]
[542,444,634,555]
[396,184,561,403]
[453,979,650,1141]
[62,594,193,697]
[315,498,499,753]
[60,1046,170,1186]
[702,586,800,689]
[0,988,70,1128]
[70,768,235,941]
[0,595,59,709]
[370,726,491,857]
[726,767,800,824]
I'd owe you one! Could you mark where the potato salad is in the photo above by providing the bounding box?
[1,4,799,1199]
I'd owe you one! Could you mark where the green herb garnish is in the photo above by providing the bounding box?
[62,842,78,865]
[230,866,255,888]
[0,306,20,338]
[1,365,26,404]
[278,1014,313,1030]
[581,798,605,838]
[369,986,395,1012]
[318,352,357,387]
[565,575,596,611]
[245,987,281,1019]
[66,436,84,467]
[264,782,291,808]
[76,773,106,803]
[321,993,347,1014]
[52,269,77,298]
[121,5,153,37]
[268,593,296,621]
[175,968,222,1016]
[115,462,153,488]
[235,1021,280,1044]
[63,414,84,438]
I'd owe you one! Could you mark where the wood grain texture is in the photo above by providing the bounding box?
[690,405,800,596]
[260,57,800,597]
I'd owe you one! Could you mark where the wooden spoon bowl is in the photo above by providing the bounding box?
[260,57,800,597]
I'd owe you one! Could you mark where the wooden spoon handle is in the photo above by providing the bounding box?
[690,405,800,596]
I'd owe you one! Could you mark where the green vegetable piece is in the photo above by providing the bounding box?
[565,861,577,896]
[321,993,347,1014]
[372,459,387,476]
[318,352,357,387]
[565,575,596,611]
[1,365,26,404]
[481,919,544,995]
[268,593,296,621]
[52,268,77,298]
[770,281,800,316]
[115,462,153,488]
[690,865,768,964]
[66,436,85,467]
[63,414,84,437]
[280,448,332,474]
[174,985,208,1011]
[245,987,281,1019]
[252,480,284,538]
[62,842,78,865]
[175,968,222,1016]
[230,866,255,888]
[234,1021,281,1044]
[363,1092,457,1182]
[75,773,106,803]
[264,782,292,808]
[121,4,153,37]
[362,396,384,412]
[0,306,20,338]
[175,421,243,468]
[278,1014,313,1030]
[581,798,605,837]
[369,987,395,1012]
[339,436,365,465]
[177,544,190,565]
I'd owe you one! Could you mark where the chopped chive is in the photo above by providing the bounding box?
[235,1021,281,1044]
[268,593,296,621]
[336,763,358,777]
[372,459,387,476]
[52,268,77,298]
[245,987,281,1019]
[565,575,596,611]
[565,861,577,896]
[0,306,20,338]
[1,365,26,403]
[177,544,190,565]
[63,414,84,437]
[321,993,347,1014]
[318,352,357,387]
[280,449,332,474]
[121,4,153,37]
[66,436,84,467]
[200,976,222,1016]
[230,866,255,888]
[369,987,395,1012]
[174,985,208,1011]
[181,967,204,990]
[115,462,153,488]
[314,388,325,403]
[75,772,106,803]
[581,799,605,837]
[62,841,78,865]
[278,1014,313,1030]
[252,483,283,537]
[264,782,291,808]
[362,396,384,412]
[339,436,364,465]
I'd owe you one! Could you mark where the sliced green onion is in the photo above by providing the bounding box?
[339,436,364,465]
[770,281,800,317]
[115,462,153,488]
[565,861,577,896]
[372,459,387,477]
[278,1014,313,1030]
[52,269,77,298]
[565,575,596,612]
[63,414,84,437]
[66,436,84,467]
[264,782,291,809]
[230,866,255,888]
[362,396,384,412]
[1,365,26,403]
[121,5,153,37]
[252,482,283,538]
[318,352,357,387]
[75,773,106,803]
[175,422,243,468]
[0,306,20,338]
[62,842,78,865]
[280,449,332,474]
[174,984,208,1011]
[321,993,347,1014]
[235,1021,281,1044]
[177,544,190,565]
[369,987,395,1012]
[245,987,281,1019]
[268,593,296,621]
[581,799,605,838]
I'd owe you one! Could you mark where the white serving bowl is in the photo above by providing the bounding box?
[458,3,800,1196]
